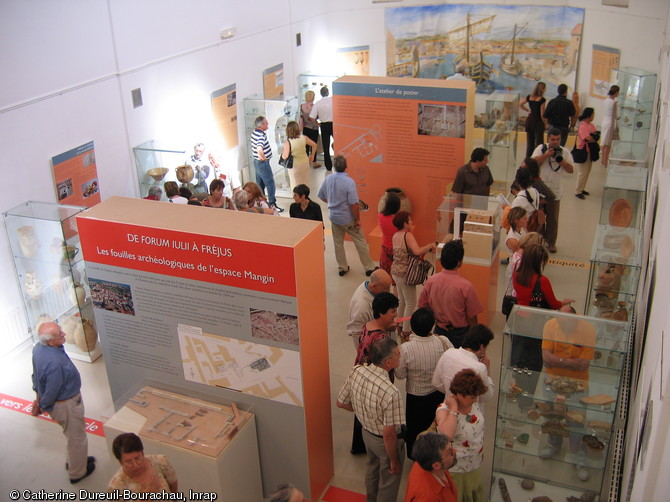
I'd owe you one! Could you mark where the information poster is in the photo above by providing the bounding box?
[51,141,100,208]
[211,84,239,149]
[263,63,285,99]
[337,45,370,76]
[333,76,474,245]
[77,197,332,498]
[591,45,620,99]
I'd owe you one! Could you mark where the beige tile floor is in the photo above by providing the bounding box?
[0,150,604,501]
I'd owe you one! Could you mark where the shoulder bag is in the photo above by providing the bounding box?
[529,275,551,309]
[404,233,434,286]
[278,140,293,169]
[501,274,518,317]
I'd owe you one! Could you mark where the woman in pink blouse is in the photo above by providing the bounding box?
[574,107,598,199]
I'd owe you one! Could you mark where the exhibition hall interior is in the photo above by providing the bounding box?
[1,1,670,501]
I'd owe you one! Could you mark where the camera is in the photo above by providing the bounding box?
[551,147,563,163]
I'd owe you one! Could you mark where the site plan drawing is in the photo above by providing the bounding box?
[178,324,303,406]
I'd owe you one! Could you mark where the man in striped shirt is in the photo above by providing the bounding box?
[395,308,453,459]
[250,116,282,212]
[337,337,406,501]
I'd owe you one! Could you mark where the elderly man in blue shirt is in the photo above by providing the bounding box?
[31,322,95,483]
[318,155,377,276]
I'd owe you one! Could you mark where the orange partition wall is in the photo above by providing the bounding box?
[333,76,475,247]
[76,197,331,499]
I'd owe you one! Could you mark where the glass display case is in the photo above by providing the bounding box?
[3,202,101,362]
[484,91,519,195]
[133,140,187,201]
[436,194,501,265]
[585,224,642,320]
[491,306,629,502]
[611,67,657,162]
[243,95,299,198]
[297,73,338,106]
[599,164,647,230]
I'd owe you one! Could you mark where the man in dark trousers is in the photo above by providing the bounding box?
[543,83,576,146]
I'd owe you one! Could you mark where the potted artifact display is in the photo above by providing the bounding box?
[3,201,101,362]
[133,140,187,201]
[490,306,629,502]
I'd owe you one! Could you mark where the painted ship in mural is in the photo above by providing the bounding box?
[450,14,497,90]
[500,24,526,76]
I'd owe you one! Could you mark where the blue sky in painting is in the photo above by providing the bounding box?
[385,4,585,41]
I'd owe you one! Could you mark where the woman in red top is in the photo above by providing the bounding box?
[378,192,401,275]
[513,244,573,308]
[511,244,574,388]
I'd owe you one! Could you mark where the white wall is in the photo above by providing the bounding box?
[1,4,670,495]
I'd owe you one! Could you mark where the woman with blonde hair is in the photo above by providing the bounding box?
[300,90,321,168]
[519,81,547,158]
[281,120,316,189]
[506,231,546,291]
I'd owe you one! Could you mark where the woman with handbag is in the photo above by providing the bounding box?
[300,90,321,168]
[390,211,435,340]
[573,107,598,199]
[512,244,574,394]
[281,121,316,189]
[513,244,574,309]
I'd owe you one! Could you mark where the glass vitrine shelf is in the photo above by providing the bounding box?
[491,306,629,502]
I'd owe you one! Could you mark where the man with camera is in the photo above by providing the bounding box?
[532,128,574,253]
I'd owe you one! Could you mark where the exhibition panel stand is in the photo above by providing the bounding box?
[332,75,475,249]
[77,197,332,499]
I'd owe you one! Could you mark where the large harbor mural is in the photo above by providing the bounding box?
[385,4,585,97]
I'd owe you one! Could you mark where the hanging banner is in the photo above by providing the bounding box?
[337,45,370,76]
[211,83,239,150]
[263,63,285,99]
[51,141,100,208]
[591,45,620,99]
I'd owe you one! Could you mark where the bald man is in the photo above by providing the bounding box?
[347,268,393,348]
[31,322,95,483]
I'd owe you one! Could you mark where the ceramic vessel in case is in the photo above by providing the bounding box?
[3,201,101,362]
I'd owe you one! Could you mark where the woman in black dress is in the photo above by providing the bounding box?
[520,82,547,158]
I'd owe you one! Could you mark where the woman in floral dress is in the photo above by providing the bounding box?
[436,369,487,502]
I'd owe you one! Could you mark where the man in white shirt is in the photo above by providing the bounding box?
[309,86,334,171]
[432,324,495,402]
[396,308,453,459]
[208,150,241,199]
[532,128,574,254]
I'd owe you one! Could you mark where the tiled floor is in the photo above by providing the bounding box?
[0,151,604,500]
